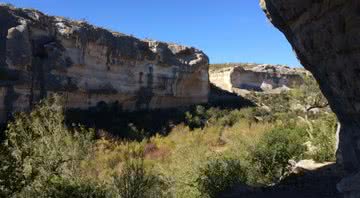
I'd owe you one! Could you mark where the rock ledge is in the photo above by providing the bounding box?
[0,5,210,121]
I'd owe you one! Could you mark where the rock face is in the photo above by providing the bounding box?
[210,64,306,95]
[0,5,209,122]
[260,0,360,196]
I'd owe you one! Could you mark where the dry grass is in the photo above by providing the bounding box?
[76,118,274,197]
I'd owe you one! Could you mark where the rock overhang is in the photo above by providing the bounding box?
[0,4,210,121]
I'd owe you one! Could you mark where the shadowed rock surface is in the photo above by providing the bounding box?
[65,84,254,139]
[222,163,343,198]
[260,0,360,197]
[0,4,209,122]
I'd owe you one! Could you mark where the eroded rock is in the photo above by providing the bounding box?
[0,5,209,121]
[260,0,360,196]
[210,63,306,95]
[289,160,334,174]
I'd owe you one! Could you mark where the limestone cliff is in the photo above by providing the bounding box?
[0,5,209,122]
[210,64,306,95]
[260,0,360,196]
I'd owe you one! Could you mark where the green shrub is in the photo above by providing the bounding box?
[113,146,169,198]
[33,178,109,198]
[157,140,209,198]
[250,126,307,184]
[310,130,336,162]
[0,143,24,197]
[309,114,337,162]
[2,95,95,196]
[196,157,247,198]
[185,106,258,130]
[185,105,208,129]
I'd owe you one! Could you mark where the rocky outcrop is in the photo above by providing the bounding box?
[210,64,306,95]
[0,5,209,122]
[260,0,360,196]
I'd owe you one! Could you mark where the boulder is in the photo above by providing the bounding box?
[260,0,360,196]
[0,4,209,122]
[289,160,334,174]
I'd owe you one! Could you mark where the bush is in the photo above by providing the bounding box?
[113,146,169,198]
[310,131,336,162]
[196,157,247,198]
[250,126,307,184]
[0,143,24,197]
[185,106,258,130]
[308,114,337,162]
[185,105,208,129]
[33,178,109,198]
[2,95,95,196]
[156,138,210,198]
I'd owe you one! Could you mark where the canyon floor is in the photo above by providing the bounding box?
[2,2,357,197]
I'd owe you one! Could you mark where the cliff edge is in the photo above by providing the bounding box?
[0,4,210,121]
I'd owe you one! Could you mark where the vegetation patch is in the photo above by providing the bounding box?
[0,75,338,197]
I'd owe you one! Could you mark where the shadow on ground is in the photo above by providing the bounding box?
[221,163,344,198]
[65,84,254,140]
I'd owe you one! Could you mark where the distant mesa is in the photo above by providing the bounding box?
[210,63,308,96]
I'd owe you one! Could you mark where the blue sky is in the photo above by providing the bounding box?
[2,0,301,67]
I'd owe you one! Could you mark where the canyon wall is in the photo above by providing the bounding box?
[210,64,306,95]
[260,0,360,197]
[0,5,209,122]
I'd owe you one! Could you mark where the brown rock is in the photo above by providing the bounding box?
[0,4,209,121]
[260,0,360,196]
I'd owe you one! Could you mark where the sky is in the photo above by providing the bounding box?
[2,0,301,67]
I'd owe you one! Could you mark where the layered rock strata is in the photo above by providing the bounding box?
[210,64,306,95]
[0,5,209,122]
[260,0,360,196]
